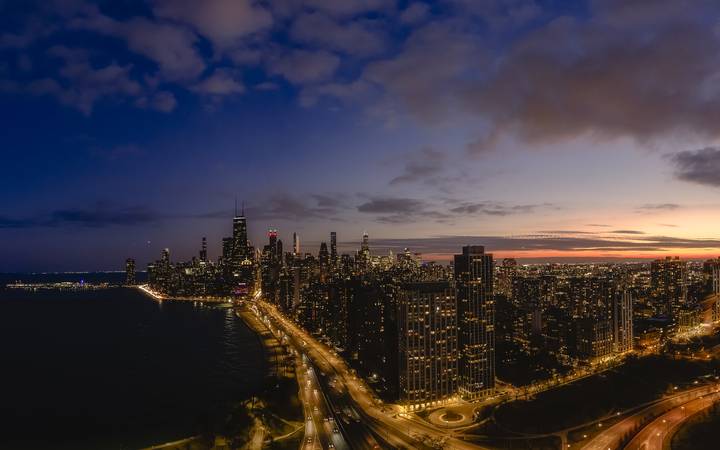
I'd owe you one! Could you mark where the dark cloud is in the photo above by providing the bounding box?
[357,197,427,214]
[611,230,645,235]
[389,147,446,185]
[449,202,541,216]
[289,12,388,57]
[636,203,681,211]
[190,68,245,96]
[151,0,272,50]
[0,205,161,228]
[368,233,720,256]
[356,196,450,224]
[70,8,206,82]
[669,147,720,187]
[266,49,340,84]
[309,0,720,148]
[537,230,597,235]
[250,193,345,221]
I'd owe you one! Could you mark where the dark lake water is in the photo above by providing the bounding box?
[0,279,266,450]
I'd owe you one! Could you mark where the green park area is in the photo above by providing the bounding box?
[493,355,718,434]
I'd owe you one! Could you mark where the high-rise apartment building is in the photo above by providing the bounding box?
[612,289,633,353]
[651,256,687,319]
[125,258,136,285]
[330,231,338,266]
[398,282,458,410]
[454,245,495,400]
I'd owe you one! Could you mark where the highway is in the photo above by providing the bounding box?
[254,299,490,450]
[625,390,720,450]
[580,384,720,450]
[248,303,350,450]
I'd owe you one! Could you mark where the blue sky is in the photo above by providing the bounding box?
[3,0,720,271]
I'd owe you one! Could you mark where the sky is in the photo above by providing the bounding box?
[3,0,720,271]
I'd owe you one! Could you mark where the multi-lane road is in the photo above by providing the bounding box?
[581,384,720,450]
[624,389,720,450]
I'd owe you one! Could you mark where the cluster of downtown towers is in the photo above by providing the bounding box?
[142,213,638,409]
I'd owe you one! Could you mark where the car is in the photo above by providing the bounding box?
[328,444,335,448]
[307,415,312,421]
[333,427,339,434]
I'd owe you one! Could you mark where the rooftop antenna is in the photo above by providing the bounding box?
[234,197,238,217]
[241,200,245,216]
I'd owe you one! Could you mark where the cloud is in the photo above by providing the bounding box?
[249,193,346,221]
[636,203,681,211]
[356,196,444,223]
[71,10,205,81]
[28,45,142,114]
[136,90,178,112]
[0,204,161,228]
[611,230,646,235]
[305,0,720,148]
[151,0,272,50]
[361,19,485,121]
[449,202,542,216]
[669,147,720,187]
[357,197,427,214]
[389,147,446,185]
[400,3,430,25]
[267,49,340,84]
[368,233,720,256]
[308,0,395,17]
[191,68,245,95]
[290,12,388,57]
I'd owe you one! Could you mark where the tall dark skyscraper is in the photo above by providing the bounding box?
[358,231,370,268]
[454,245,495,400]
[319,242,329,266]
[125,258,136,285]
[232,207,249,263]
[330,232,337,265]
[293,232,300,255]
[268,228,278,254]
[199,237,207,262]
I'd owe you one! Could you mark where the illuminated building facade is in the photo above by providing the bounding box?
[454,245,495,400]
[398,282,458,409]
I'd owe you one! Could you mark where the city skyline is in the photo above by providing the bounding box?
[4,0,720,271]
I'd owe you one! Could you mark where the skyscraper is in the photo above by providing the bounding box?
[319,242,329,266]
[232,209,249,264]
[454,245,495,400]
[268,228,278,256]
[612,289,633,353]
[125,258,136,285]
[199,237,207,262]
[358,231,371,269]
[330,231,338,265]
[293,232,300,255]
[651,256,687,319]
[398,282,458,410]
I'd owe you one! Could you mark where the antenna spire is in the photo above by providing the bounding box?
[234,197,238,217]
[241,200,245,216]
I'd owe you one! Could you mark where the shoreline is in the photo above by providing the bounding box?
[135,284,235,303]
